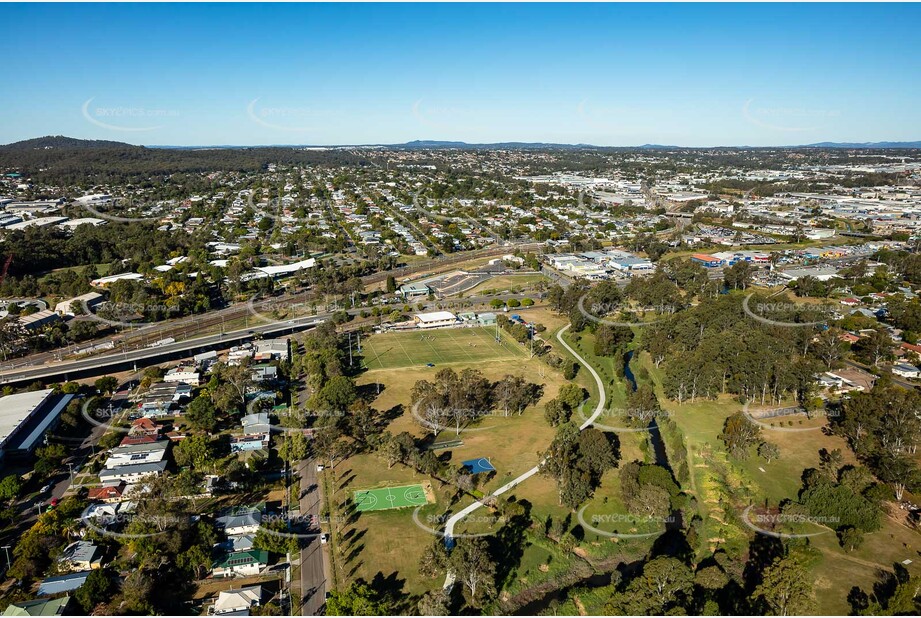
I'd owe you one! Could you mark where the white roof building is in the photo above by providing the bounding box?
[214,585,262,615]
[413,311,458,329]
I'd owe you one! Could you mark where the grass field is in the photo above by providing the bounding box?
[464,273,549,295]
[362,326,525,370]
[353,484,430,512]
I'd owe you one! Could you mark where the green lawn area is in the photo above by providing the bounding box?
[38,262,112,281]
[464,273,549,296]
[362,326,526,370]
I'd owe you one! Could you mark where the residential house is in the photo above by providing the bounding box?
[213,585,262,615]
[2,597,70,617]
[98,460,167,486]
[230,433,270,453]
[240,413,270,435]
[216,507,263,536]
[212,550,269,578]
[128,417,160,437]
[36,572,90,596]
[104,440,168,469]
[87,483,125,503]
[892,363,921,379]
[57,541,103,572]
[164,365,201,386]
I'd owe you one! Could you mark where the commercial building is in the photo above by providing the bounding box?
[54,292,105,317]
[0,389,74,465]
[398,282,432,299]
[18,310,61,331]
[690,254,724,268]
[253,338,290,362]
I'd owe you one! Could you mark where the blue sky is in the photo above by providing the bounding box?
[2,3,919,147]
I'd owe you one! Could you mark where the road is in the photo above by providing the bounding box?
[442,323,607,590]
[0,292,545,387]
[0,316,327,386]
[843,359,917,391]
[296,458,328,616]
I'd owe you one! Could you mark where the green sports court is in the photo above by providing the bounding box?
[353,484,431,512]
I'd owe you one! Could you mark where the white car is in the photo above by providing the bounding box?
[320,533,329,544]
[40,484,52,493]
[316,464,325,473]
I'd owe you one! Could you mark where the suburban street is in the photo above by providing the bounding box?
[297,458,329,616]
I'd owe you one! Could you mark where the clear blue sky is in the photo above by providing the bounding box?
[2,3,919,147]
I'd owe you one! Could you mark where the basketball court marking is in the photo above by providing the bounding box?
[353,484,431,512]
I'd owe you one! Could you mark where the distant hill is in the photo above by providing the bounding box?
[5,136,919,151]
[802,141,921,149]
[0,135,140,151]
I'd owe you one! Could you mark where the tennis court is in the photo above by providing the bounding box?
[353,484,432,512]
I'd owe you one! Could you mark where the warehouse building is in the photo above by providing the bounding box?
[0,389,74,465]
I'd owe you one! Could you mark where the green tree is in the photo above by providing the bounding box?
[94,376,119,394]
[754,556,815,616]
[326,582,389,616]
[0,475,22,502]
[173,434,214,470]
[720,412,761,459]
[450,537,497,609]
[186,395,218,432]
[74,567,116,613]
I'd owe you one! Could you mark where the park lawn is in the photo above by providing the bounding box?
[496,534,587,602]
[640,352,921,614]
[38,262,112,281]
[324,451,453,597]
[808,512,921,615]
[464,273,550,296]
[345,322,577,594]
[343,307,644,599]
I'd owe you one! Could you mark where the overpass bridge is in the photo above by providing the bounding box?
[0,315,327,387]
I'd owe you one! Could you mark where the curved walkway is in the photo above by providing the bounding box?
[442,323,607,589]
